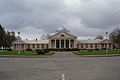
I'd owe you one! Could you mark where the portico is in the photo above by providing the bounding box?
[48,27,77,49]
[49,39,76,48]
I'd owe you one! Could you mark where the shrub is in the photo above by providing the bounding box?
[0,49,12,51]
[87,49,93,52]
[26,49,32,51]
[7,49,12,51]
[37,50,45,55]
[71,48,80,51]
[36,48,80,52]
[36,49,49,55]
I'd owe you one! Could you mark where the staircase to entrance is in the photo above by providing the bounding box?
[52,51,76,57]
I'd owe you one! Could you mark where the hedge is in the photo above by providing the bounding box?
[36,48,80,52]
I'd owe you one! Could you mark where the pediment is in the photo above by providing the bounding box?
[48,31,77,39]
[12,39,25,44]
[101,39,111,43]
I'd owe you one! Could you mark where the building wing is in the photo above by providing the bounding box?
[12,40,49,44]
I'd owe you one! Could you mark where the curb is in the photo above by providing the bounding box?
[77,54,120,57]
[0,54,120,58]
[0,55,49,58]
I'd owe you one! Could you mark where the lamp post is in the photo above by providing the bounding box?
[105,32,108,54]
[18,32,20,55]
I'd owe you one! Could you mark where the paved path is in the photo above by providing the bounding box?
[52,51,76,57]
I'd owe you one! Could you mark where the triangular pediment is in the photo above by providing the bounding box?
[101,39,112,43]
[48,31,77,39]
[12,39,25,44]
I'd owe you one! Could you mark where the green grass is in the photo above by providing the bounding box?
[74,50,120,55]
[0,51,54,55]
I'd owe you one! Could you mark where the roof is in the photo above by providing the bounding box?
[77,39,103,44]
[13,39,111,44]
[49,32,57,36]
[56,27,70,33]
[13,39,49,44]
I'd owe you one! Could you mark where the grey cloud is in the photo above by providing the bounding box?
[0,0,120,39]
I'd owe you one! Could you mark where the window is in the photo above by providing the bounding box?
[81,44,83,48]
[33,44,35,48]
[21,44,24,49]
[28,44,30,49]
[95,44,97,48]
[60,34,65,37]
[90,44,92,48]
[42,44,44,48]
[86,44,88,48]
[37,44,39,48]
[101,44,104,47]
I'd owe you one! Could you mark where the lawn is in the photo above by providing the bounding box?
[74,50,120,55]
[0,51,54,55]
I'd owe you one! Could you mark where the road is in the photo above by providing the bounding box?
[0,54,120,80]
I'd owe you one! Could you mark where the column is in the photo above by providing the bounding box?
[17,43,19,50]
[16,44,17,50]
[74,39,76,48]
[100,44,101,49]
[64,39,66,48]
[107,43,109,49]
[23,44,26,50]
[40,45,42,49]
[59,39,61,48]
[19,44,21,51]
[69,39,71,48]
[49,40,51,48]
[55,39,56,48]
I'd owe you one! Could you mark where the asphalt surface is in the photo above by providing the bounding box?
[0,52,120,80]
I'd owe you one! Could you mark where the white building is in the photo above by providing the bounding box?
[12,27,113,50]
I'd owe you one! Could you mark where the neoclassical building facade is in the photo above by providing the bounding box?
[48,28,77,49]
[12,28,113,50]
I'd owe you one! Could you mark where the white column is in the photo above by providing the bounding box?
[69,39,71,48]
[64,39,66,48]
[17,44,18,50]
[59,39,61,48]
[107,43,109,49]
[20,44,21,51]
[55,39,56,48]
[49,40,51,48]
[17,43,19,50]
[100,44,102,49]
[23,44,26,50]
[74,39,76,48]
[16,44,17,50]
[104,44,106,48]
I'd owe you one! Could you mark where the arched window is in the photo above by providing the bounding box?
[60,34,65,37]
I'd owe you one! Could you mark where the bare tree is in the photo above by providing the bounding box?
[109,28,120,49]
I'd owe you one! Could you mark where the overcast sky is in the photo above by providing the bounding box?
[0,0,120,40]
